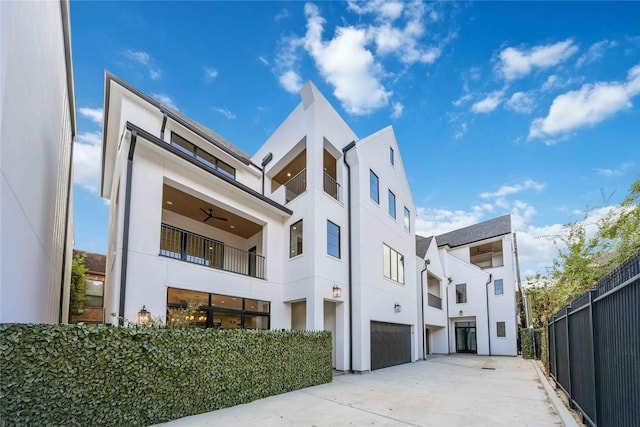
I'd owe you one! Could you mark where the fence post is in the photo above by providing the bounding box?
[565,306,572,403]
[588,289,598,426]
[552,315,558,381]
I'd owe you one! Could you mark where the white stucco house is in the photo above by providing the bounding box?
[415,215,519,357]
[0,0,76,323]
[101,73,517,372]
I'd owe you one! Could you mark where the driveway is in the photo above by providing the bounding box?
[158,355,561,426]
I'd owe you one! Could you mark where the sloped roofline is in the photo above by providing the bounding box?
[436,214,512,248]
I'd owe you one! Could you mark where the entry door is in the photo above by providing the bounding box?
[455,321,477,353]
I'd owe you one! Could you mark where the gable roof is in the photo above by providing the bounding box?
[416,235,434,258]
[436,214,512,248]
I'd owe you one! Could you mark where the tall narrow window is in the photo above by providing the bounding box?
[403,207,410,232]
[327,220,340,258]
[290,220,303,257]
[456,284,467,303]
[390,147,394,165]
[388,190,396,219]
[494,279,504,295]
[383,244,405,284]
[496,321,506,337]
[370,170,379,204]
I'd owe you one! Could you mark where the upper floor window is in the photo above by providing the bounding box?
[456,284,467,303]
[494,279,504,295]
[383,244,404,284]
[327,220,340,258]
[388,190,396,219]
[369,170,379,204]
[171,132,236,179]
[290,220,303,258]
[403,207,410,232]
[390,147,394,165]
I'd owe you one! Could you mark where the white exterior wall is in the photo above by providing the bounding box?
[0,0,75,323]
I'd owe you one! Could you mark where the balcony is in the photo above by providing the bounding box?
[427,292,442,309]
[283,168,306,203]
[323,172,341,202]
[160,224,265,279]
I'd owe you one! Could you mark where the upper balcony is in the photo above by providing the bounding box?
[470,240,504,269]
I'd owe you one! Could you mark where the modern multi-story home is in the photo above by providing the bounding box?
[101,74,418,372]
[415,215,519,357]
[1,0,76,323]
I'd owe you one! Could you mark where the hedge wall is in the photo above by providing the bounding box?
[0,324,332,426]
[519,327,547,362]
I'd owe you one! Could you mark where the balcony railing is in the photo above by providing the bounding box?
[427,292,442,309]
[284,168,306,203]
[160,224,265,279]
[323,172,341,202]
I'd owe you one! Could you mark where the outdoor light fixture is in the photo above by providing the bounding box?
[332,285,341,298]
[394,303,401,313]
[137,305,150,325]
[458,310,463,317]
[448,277,453,284]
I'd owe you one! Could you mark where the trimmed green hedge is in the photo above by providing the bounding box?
[0,324,332,426]
[520,327,547,362]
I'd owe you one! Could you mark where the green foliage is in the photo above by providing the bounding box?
[0,324,332,426]
[520,328,534,359]
[69,254,89,314]
[599,176,640,265]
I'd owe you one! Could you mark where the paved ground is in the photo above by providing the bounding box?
[158,355,562,426]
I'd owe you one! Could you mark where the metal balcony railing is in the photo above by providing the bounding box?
[323,172,341,201]
[159,223,265,279]
[284,168,306,203]
[427,292,442,309]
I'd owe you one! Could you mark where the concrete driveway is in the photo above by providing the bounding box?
[158,355,561,426]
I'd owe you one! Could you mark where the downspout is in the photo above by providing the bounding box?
[342,140,356,372]
[445,277,452,353]
[485,273,493,356]
[160,112,168,140]
[420,259,430,359]
[261,152,273,195]
[118,130,138,324]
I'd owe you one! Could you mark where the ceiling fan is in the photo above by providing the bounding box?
[199,207,227,223]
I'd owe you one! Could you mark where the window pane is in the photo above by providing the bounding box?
[398,254,404,284]
[244,298,270,313]
[327,220,340,258]
[216,159,236,179]
[369,170,379,203]
[390,250,398,281]
[290,220,303,257]
[388,190,396,218]
[404,207,410,232]
[390,147,394,165]
[494,279,504,295]
[383,244,391,279]
[211,294,243,310]
[170,133,195,157]
[497,321,506,337]
[167,288,208,306]
[456,284,467,303]
[244,315,269,330]
[85,280,103,297]
[214,312,242,329]
[85,296,103,307]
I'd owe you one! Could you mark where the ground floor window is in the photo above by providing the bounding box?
[496,321,506,337]
[167,287,270,330]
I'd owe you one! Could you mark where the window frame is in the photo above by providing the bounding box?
[390,147,394,165]
[455,284,467,304]
[383,243,405,284]
[369,169,379,204]
[496,321,506,338]
[494,279,504,295]
[327,220,341,259]
[289,219,303,258]
[403,206,410,232]
[170,132,236,179]
[388,190,396,219]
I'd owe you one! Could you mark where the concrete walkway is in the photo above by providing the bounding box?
[158,355,561,426]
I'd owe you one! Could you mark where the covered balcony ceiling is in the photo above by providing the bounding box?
[162,185,262,238]
[272,149,306,187]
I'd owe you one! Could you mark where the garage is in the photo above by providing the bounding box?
[370,321,412,370]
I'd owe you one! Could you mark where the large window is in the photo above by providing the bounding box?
[494,279,504,295]
[496,321,506,337]
[327,220,340,258]
[84,279,104,307]
[456,284,467,303]
[290,220,303,257]
[388,190,396,219]
[383,244,405,284]
[403,207,410,232]
[171,132,235,179]
[167,288,270,330]
[369,170,379,204]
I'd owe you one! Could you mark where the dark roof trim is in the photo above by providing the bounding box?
[60,0,76,138]
[125,122,292,215]
[436,214,511,248]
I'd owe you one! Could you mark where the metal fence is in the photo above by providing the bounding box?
[548,251,639,427]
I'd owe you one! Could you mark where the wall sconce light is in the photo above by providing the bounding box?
[458,310,463,317]
[394,303,401,313]
[137,305,150,325]
[332,285,341,298]
[448,277,453,284]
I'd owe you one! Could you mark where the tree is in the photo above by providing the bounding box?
[69,253,89,316]
[598,177,640,265]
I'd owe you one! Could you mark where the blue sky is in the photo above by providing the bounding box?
[70,1,639,278]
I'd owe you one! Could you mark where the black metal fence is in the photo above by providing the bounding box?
[548,251,639,427]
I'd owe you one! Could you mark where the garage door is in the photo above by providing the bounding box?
[370,321,411,370]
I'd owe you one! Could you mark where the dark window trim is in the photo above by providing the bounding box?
[388,189,396,219]
[290,219,303,258]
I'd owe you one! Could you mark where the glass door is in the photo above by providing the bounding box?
[455,321,477,353]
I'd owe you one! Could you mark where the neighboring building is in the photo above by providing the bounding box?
[416,215,519,357]
[0,0,76,323]
[70,250,106,324]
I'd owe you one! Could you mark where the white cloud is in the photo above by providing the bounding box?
[73,132,102,194]
[124,49,150,65]
[415,205,488,237]
[576,40,617,67]
[497,39,578,80]
[274,8,290,21]
[214,107,236,119]
[152,94,179,111]
[204,67,218,81]
[471,91,503,113]
[480,179,545,199]
[529,64,640,140]
[506,91,535,114]
[391,102,404,119]
[78,107,103,125]
[595,162,634,177]
[452,93,472,107]
[149,69,161,80]
[258,56,269,66]
[279,70,304,93]
[348,0,404,21]
[454,122,467,139]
